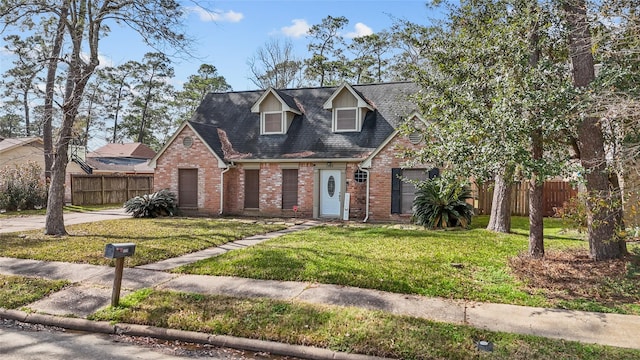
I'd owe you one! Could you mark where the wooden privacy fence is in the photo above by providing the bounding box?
[71,174,154,206]
[474,181,578,217]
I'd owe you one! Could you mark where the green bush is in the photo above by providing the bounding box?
[560,196,588,233]
[124,189,178,218]
[411,177,474,229]
[0,162,47,211]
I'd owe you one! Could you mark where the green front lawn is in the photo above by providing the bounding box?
[0,274,68,309]
[177,216,640,314]
[89,288,640,360]
[0,218,286,267]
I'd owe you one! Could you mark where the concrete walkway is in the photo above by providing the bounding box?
[137,220,321,271]
[0,213,639,356]
[0,208,130,233]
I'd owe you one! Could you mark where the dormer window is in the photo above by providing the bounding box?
[323,83,374,133]
[251,88,301,135]
[335,108,358,131]
[262,112,284,134]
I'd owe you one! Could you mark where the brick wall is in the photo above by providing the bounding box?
[367,134,429,222]
[225,163,316,217]
[154,126,222,215]
[155,127,426,221]
[346,162,367,220]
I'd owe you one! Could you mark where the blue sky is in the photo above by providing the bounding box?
[100,0,443,91]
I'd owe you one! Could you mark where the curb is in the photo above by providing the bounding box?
[0,308,390,360]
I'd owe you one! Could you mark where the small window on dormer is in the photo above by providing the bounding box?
[262,112,283,134]
[335,108,357,131]
[324,84,373,133]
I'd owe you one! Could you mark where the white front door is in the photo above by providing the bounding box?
[320,170,341,217]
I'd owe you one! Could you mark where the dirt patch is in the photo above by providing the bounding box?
[509,249,640,305]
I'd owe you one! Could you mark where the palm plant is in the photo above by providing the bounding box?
[124,189,178,218]
[411,177,474,229]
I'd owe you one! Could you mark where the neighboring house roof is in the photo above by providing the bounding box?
[0,137,43,154]
[180,82,418,163]
[84,157,154,173]
[84,142,156,173]
[87,142,156,159]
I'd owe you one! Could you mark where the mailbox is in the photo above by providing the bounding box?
[104,243,136,259]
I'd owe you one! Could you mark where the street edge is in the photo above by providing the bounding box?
[0,308,391,360]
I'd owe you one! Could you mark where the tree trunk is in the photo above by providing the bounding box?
[487,166,513,233]
[43,7,67,179]
[529,130,544,258]
[529,179,544,257]
[46,1,97,235]
[563,0,627,260]
[45,134,70,235]
[23,87,31,136]
[528,6,544,258]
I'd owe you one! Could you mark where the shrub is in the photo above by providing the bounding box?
[124,189,178,218]
[411,177,474,229]
[560,196,588,233]
[0,162,47,211]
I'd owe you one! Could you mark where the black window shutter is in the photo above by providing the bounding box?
[391,168,402,214]
[428,167,440,179]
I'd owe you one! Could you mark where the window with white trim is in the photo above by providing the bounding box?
[334,108,358,132]
[262,112,283,134]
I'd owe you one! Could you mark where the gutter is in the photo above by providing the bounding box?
[219,163,233,215]
[233,157,365,164]
[358,165,370,223]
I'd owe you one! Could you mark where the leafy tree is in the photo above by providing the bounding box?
[304,15,349,86]
[389,20,430,81]
[405,0,573,257]
[1,34,47,136]
[121,52,176,146]
[0,113,23,138]
[560,0,630,260]
[348,31,392,83]
[248,38,302,89]
[0,0,192,235]
[175,63,231,124]
[95,63,136,143]
[74,79,105,147]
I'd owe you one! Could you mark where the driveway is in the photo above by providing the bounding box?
[0,208,129,234]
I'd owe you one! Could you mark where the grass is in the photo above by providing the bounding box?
[177,216,640,314]
[89,288,640,360]
[0,218,286,267]
[0,274,68,309]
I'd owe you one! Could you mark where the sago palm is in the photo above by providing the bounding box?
[411,178,474,229]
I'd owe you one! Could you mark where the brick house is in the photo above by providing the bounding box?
[150,82,438,221]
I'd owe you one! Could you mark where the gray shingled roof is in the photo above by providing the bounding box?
[188,82,418,162]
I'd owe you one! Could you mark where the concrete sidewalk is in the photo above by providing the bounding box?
[0,208,130,233]
[1,255,639,351]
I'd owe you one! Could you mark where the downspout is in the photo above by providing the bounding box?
[219,163,232,215]
[359,165,370,222]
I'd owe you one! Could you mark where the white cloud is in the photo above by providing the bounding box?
[345,22,373,38]
[79,52,114,68]
[189,6,244,23]
[281,19,310,38]
[97,54,114,68]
